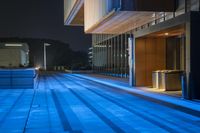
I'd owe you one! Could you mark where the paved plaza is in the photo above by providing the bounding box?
[0,73,200,133]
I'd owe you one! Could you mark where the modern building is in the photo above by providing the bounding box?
[64,0,200,100]
[0,43,29,67]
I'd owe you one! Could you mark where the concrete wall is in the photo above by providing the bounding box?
[175,0,200,15]
[0,68,36,89]
[191,0,200,11]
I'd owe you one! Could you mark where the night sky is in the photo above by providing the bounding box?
[0,0,91,51]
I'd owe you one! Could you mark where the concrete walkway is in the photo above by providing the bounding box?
[74,74,200,116]
[80,74,182,97]
[0,73,200,133]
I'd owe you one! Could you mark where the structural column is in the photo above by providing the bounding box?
[128,35,136,86]
[113,37,116,76]
[121,35,124,77]
[116,36,119,76]
[111,37,114,75]
[186,11,200,99]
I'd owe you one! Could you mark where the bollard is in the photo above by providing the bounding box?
[181,72,191,99]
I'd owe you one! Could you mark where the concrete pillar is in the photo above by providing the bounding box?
[111,37,113,75]
[114,37,116,76]
[184,21,191,99]
[125,34,128,78]
[185,11,200,99]
[128,36,136,86]
[121,34,124,77]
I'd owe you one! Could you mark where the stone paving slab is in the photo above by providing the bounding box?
[0,73,200,133]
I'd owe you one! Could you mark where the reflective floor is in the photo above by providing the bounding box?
[0,73,200,133]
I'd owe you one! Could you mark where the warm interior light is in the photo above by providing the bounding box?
[35,66,40,70]
[164,33,169,36]
[5,44,23,47]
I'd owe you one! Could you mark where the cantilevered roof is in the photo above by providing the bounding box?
[64,0,177,33]
[85,11,156,34]
[85,0,177,34]
[64,0,84,26]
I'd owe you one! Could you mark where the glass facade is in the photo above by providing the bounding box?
[64,0,200,99]
[92,33,131,78]
[92,0,200,78]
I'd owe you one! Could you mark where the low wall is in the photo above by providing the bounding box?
[0,68,37,89]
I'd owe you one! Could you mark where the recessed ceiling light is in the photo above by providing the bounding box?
[164,33,169,36]
[5,44,23,47]
[152,13,156,18]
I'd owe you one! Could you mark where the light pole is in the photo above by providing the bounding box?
[44,43,51,71]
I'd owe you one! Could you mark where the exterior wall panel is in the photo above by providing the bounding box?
[135,38,146,86]
[84,0,177,33]
[191,0,200,11]
[135,38,166,86]
[84,0,116,32]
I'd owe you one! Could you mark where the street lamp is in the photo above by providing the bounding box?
[44,43,51,71]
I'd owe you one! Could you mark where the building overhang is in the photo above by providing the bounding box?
[142,24,185,38]
[84,0,177,34]
[85,11,156,34]
[64,0,84,26]
[134,12,190,38]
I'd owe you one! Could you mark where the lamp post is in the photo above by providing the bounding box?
[44,43,51,71]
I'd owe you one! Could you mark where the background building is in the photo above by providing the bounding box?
[0,38,89,70]
[0,43,29,67]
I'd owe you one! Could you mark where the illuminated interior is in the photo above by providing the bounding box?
[135,24,186,94]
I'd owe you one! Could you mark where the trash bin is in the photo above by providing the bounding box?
[158,70,166,89]
[152,71,160,88]
[160,70,183,91]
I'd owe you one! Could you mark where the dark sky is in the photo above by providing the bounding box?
[0,0,91,51]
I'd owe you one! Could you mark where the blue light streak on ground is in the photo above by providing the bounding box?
[0,73,200,133]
